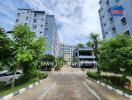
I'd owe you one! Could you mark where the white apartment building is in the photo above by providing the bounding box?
[59,43,76,65]
[15,8,59,57]
[99,0,132,40]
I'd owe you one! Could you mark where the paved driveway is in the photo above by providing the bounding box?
[11,66,129,100]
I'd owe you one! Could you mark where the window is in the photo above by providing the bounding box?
[101,8,103,11]
[45,28,48,31]
[106,0,109,5]
[34,19,37,23]
[112,27,116,34]
[17,13,20,17]
[33,25,37,29]
[40,32,42,34]
[41,25,43,27]
[99,0,102,4]
[121,17,127,26]
[34,13,37,17]
[41,19,44,21]
[24,23,27,26]
[16,19,19,23]
[45,23,48,26]
[26,16,28,21]
[110,17,113,23]
[27,11,29,14]
[104,23,106,26]
[108,8,111,14]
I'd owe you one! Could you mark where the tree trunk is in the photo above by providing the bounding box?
[11,65,19,88]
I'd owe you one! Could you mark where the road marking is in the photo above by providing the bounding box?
[67,81,71,100]
[37,82,56,100]
[82,82,101,100]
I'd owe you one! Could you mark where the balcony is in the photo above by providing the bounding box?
[79,61,97,64]
[79,55,95,59]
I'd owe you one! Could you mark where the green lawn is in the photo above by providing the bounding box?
[0,79,38,96]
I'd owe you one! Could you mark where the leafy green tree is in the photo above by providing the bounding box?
[99,34,132,75]
[40,54,55,70]
[56,57,66,65]
[41,54,55,62]
[87,33,100,74]
[11,25,45,87]
[77,43,84,49]
[0,28,14,71]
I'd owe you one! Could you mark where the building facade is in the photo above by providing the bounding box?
[73,48,96,68]
[98,0,132,39]
[59,43,76,64]
[15,8,59,57]
[44,15,60,57]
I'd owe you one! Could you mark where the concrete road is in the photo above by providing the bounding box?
[11,67,129,100]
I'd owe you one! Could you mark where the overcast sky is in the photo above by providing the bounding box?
[0,0,102,45]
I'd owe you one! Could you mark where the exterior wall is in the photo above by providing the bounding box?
[59,43,76,64]
[45,15,60,57]
[99,0,132,40]
[73,48,96,67]
[15,9,59,57]
[15,9,46,37]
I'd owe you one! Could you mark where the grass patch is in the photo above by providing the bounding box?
[0,79,37,96]
[0,72,48,97]
[87,72,132,95]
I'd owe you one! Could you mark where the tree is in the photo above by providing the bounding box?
[11,25,45,87]
[56,57,66,65]
[77,43,84,49]
[99,34,132,75]
[41,54,55,62]
[0,28,14,71]
[41,54,55,70]
[87,33,100,74]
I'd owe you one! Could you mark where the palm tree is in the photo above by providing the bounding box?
[86,33,100,74]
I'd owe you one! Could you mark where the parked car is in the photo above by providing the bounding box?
[0,70,22,85]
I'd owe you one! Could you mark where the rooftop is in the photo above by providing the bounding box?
[18,8,45,13]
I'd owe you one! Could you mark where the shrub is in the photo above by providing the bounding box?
[87,72,131,87]
[38,73,48,79]
[0,81,7,90]
[87,72,101,80]
[55,66,62,71]
[101,75,130,87]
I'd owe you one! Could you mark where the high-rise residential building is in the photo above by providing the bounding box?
[59,43,76,64]
[15,8,59,57]
[98,0,132,40]
[45,15,60,57]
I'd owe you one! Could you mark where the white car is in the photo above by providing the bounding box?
[0,70,22,85]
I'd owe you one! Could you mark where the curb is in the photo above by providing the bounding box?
[88,77,132,100]
[0,77,48,100]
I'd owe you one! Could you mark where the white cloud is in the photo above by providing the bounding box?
[0,0,102,45]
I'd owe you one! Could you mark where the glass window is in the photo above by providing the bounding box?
[45,28,48,31]
[16,19,19,23]
[33,25,37,29]
[121,17,127,26]
[112,27,116,34]
[34,19,37,23]
[26,17,28,21]
[17,13,20,17]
